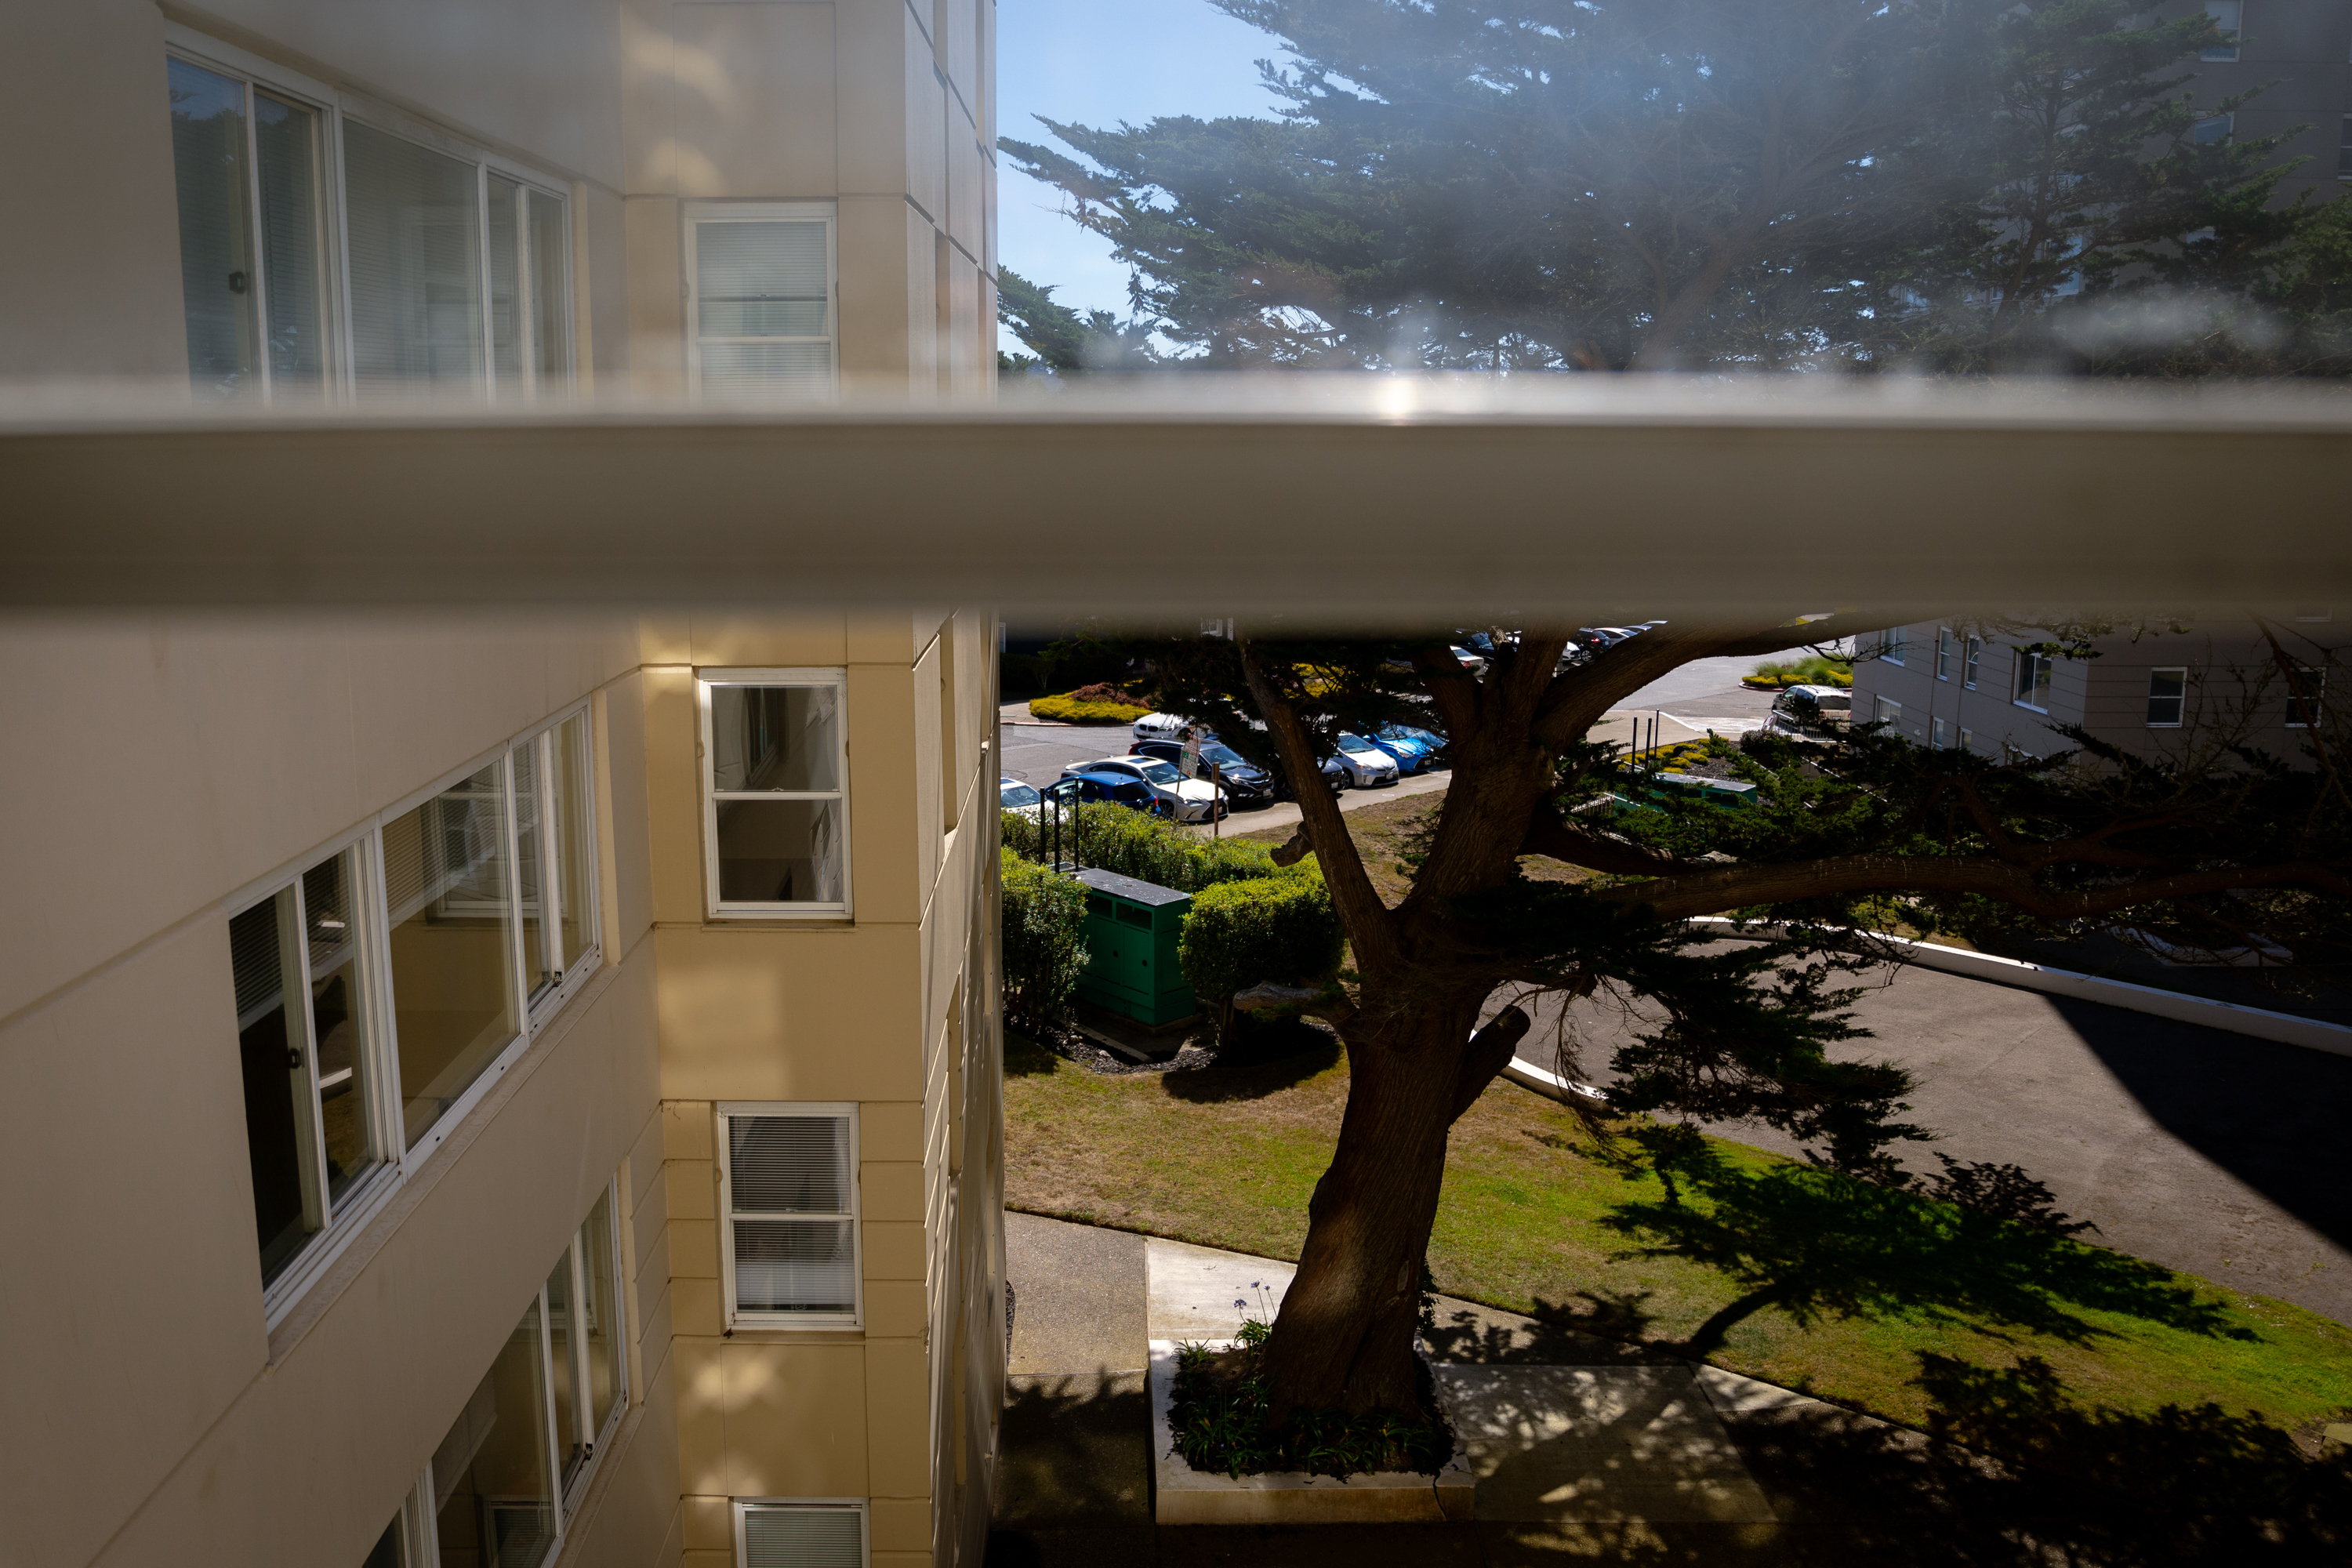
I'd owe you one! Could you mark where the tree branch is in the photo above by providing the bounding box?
[1450,1006,1530,1123]
[1521,803,1709,878]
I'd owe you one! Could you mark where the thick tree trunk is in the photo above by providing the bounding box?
[1259,1000,1529,1420]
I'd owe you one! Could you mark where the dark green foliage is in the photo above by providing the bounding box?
[1000,801,1293,891]
[1168,1323,1454,1479]
[999,848,1089,1031]
[994,266,1163,373]
[1004,0,2339,375]
[1178,870,1344,1001]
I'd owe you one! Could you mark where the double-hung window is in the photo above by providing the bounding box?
[717,1105,862,1330]
[2013,650,2053,712]
[1880,626,1907,666]
[165,30,572,403]
[735,1501,868,1568]
[1873,695,1903,728]
[1931,717,1949,749]
[2285,664,2325,728]
[700,670,851,916]
[225,705,600,1324]
[2147,668,2188,727]
[1962,637,1982,689]
[2201,1,2241,61]
[365,1181,630,1568]
[684,201,839,401]
[230,838,398,1310]
[1934,628,1955,680]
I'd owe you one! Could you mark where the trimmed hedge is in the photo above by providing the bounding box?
[1178,873,1344,1003]
[1029,691,1152,724]
[1002,803,1290,893]
[1000,848,1089,1030]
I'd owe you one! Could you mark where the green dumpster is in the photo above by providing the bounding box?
[1073,868,1198,1026]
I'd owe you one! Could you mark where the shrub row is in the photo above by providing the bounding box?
[999,848,1089,1032]
[1029,691,1152,724]
[1002,802,1290,892]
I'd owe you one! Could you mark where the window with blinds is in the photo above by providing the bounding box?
[686,202,838,401]
[718,1105,860,1327]
[736,1502,866,1568]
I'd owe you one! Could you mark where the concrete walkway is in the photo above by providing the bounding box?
[989,1213,2066,1566]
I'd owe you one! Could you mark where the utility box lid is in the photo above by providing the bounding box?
[1074,867,1191,909]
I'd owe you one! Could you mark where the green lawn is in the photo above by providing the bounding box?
[1004,1028,2352,1461]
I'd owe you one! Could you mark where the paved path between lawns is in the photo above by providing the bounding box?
[1509,958,2352,1327]
[992,1211,2056,1566]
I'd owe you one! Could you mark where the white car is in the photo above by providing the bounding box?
[999,776,1041,818]
[1331,732,1400,787]
[1061,755,1226,822]
[1131,710,1192,742]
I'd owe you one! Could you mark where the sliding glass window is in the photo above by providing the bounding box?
[227,840,392,1303]
[165,56,331,396]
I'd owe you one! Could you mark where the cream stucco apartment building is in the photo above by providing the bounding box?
[1,5,1006,1568]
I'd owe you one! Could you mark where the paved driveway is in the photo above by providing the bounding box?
[1513,963,2352,1325]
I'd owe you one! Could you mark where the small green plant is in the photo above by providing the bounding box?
[1167,1283,1454,1480]
[999,848,1088,1030]
[1745,653,1853,689]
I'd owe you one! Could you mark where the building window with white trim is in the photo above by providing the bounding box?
[2013,650,2053,712]
[2194,113,2233,145]
[736,1501,868,1568]
[686,202,839,401]
[1873,695,1902,727]
[2201,1,2241,61]
[1959,726,1976,753]
[229,840,396,1301]
[700,670,851,916]
[1930,717,1948,749]
[1880,626,1907,666]
[2285,664,2325,728]
[2147,667,2187,727]
[717,1105,862,1329]
[1934,628,1955,680]
[166,56,331,396]
[1962,637,1981,689]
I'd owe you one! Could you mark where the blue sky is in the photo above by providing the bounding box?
[995,0,1294,351]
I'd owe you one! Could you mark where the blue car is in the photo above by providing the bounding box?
[1059,768,1172,816]
[1370,724,1446,775]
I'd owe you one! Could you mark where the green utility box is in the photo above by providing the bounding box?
[1073,868,1198,1026]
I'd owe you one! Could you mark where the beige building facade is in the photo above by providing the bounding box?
[0,5,1005,1568]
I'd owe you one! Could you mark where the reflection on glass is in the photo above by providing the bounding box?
[710,686,840,792]
[488,175,523,388]
[554,715,595,971]
[385,762,519,1148]
[433,1299,554,1568]
[252,91,325,390]
[230,887,317,1283]
[515,739,551,1004]
[528,190,571,385]
[343,120,482,396]
[580,1190,622,1438]
[303,848,379,1209]
[546,1253,581,1490]
[167,59,255,390]
[714,798,841,904]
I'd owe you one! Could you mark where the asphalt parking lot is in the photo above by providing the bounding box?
[1514,963,2352,1326]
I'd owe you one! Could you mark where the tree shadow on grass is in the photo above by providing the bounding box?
[1598,1140,2251,1358]
[1160,1027,1341,1103]
[1004,1027,1062,1077]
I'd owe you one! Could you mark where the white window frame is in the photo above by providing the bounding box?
[1962,636,1982,689]
[1931,716,1948,749]
[227,826,405,1328]
[1934,627,1954,681]
[683,200,841,402]
[1958,726,1976,753]
[162,24,575,405]
[510,707,604,1026]
[1880,626,1907,666]
[733,1500,870,1568]
[2147,666,2188,728]
[223,702,604,1330]
[2201,0,2241,61]
[715,1102,864,1331]
[698,668,853,919]
[2284,664,2325,728]
[2013,650,2053,713]
[1874,695,1903,727]
[550,1178,633,1519]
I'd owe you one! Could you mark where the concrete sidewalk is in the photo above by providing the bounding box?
[989,1212,2056,1566]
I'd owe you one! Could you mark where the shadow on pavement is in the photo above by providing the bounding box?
[994,1372,1152,1530]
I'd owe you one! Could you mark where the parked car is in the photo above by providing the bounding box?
[1761,684,1852,741]
[1061,768,1170,815]
[1370,724,1446,775]
[1132,736,1276,807]
[1331,732,1401,787]
[1449,644,1487,675]
[1131,710,1192,742]
[1000,776,1041,817]
[1061,754,1228,822]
